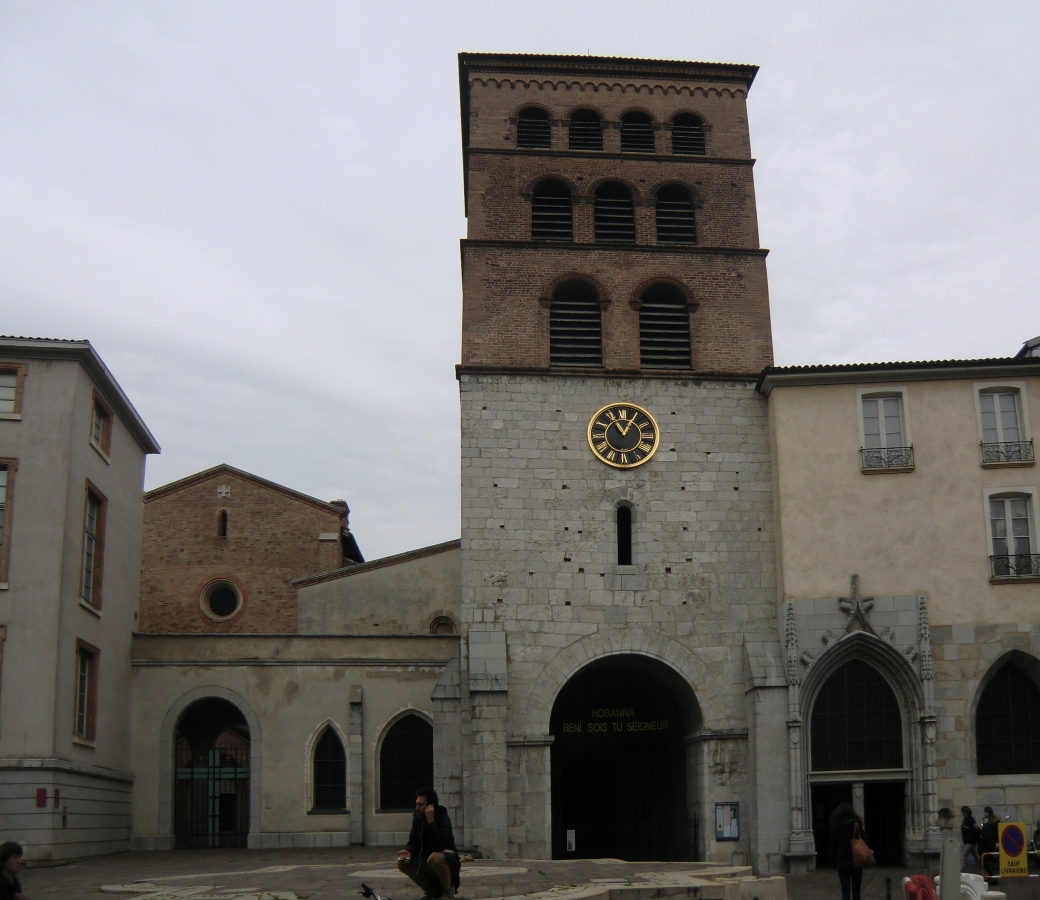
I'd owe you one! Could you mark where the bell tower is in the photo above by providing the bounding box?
[448,54,778,863]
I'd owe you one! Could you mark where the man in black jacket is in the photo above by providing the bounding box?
[397,787,459,900]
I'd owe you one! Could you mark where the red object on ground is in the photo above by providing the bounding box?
[903,874,938,900]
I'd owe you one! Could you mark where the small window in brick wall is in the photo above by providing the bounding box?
[594,182,635,243]
[671,113,706,155]
[620,112,655,153]
[550,281,603,367]
[218,510,228,538]
[569,109,603,150]
[640,284,692,369]
[531,179,573,241]
[655,184,696,244]
[517,107,551,148]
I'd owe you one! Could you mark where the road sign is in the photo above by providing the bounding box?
[1000,822,1028,877]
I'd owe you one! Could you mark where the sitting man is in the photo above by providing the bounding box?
[397,787,460,900]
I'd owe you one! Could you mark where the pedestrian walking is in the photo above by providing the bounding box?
[829,802,867,900]
[978,807,999,877]
[959,806,980,870]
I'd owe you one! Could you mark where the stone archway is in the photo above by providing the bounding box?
[158,686,261,848]
[549,653,702,860]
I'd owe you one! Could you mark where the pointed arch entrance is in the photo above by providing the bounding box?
[549,654,701,860]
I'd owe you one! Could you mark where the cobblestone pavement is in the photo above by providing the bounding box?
[19,848,760,900]
[23,850,1040,900]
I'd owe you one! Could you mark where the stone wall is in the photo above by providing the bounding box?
[457,371,777,860]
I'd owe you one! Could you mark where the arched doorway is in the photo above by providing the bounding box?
[808,659,905,866]
[174,698,250,848]
[550,655,700,860]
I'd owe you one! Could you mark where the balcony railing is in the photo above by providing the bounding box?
[861,445,914,471]
[981,440,1035,466]
[991,554,1040,579]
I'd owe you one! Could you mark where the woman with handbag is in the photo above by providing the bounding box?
[829,802,874,900]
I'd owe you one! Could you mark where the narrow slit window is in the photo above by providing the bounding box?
[617,506,632,565]
[655,184,696,244]
[671,113,706,155]
[517,107,551,148]
[568,110,603,151]
[218,510,228,538]
[74,642,98,740]
[81,487,106,607]
[549,281,602,367]
[620,112,655,153]
[594,182,635,242]
[531,180,573,240]
[639,284,691,368]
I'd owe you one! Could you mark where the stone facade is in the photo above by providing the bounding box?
[140,464,359,634]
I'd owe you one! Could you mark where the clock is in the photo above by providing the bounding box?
[587,403,660,468]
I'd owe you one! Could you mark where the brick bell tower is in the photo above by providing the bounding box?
[446,54,778,864]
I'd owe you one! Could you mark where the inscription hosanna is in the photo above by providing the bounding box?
[561,707,669,734]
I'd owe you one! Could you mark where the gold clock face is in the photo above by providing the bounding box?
[587,403,660,468]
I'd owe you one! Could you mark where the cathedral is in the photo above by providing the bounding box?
[1,53,1039,875]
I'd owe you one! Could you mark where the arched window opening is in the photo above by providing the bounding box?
[655,184,696,244]
[430,616,457,635]
[810,660,902,771]
[517,107,551,148]
[620,112,655,153]
[550,281,602,367]
[218,510,228,538]
[531,180,573,241]
[594,182,635,243]
[174,698,250,848]
[977,663,1040,774]
[379,714,433,811]
[312,726,347,810]
[616,506,632,565]
[569,109,603,151]
[671,114,706,155]
[639,284,691,369]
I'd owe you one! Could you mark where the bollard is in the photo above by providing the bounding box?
[885,876,892,900]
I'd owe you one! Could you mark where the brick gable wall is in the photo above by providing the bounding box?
[140,471,344,633]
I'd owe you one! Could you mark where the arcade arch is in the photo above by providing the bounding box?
[549,654,702,860]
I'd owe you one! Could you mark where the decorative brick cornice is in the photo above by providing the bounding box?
[456,365,761,382]
[467,147,756,166]
[461,239,769,257]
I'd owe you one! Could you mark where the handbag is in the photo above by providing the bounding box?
[851,822,876,868]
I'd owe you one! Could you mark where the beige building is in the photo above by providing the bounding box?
[129,496,460,851]
[759,353,1040,870]
[0,337,160,861]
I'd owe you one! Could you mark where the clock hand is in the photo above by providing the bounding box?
[616,419,634,437]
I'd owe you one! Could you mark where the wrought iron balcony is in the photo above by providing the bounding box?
[860,445,914,472]
[980,440,1035,466]
[990,554,1040,579]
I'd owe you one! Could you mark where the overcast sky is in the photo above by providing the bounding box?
[2,2,1039,560]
